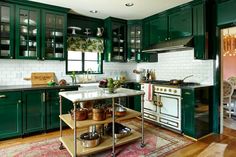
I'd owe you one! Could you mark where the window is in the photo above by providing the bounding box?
[67,36,103,74]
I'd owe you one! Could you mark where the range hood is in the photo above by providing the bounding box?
[142,36,194,53]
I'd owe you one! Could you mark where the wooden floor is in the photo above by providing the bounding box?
[1,127,236,156]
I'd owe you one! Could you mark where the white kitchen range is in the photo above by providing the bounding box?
[142,80,199,132]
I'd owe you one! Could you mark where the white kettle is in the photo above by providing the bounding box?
[96,27,104,37]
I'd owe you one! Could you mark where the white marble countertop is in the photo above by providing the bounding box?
[59,88,145,103]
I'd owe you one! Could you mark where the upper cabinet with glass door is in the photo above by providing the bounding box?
[42,10,67,60]
[15,5,40,59]
[0,2,14,59]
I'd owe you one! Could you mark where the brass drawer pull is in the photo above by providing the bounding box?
[0,95,6,98]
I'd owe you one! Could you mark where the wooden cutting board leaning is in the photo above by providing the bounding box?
[24,72,55,85]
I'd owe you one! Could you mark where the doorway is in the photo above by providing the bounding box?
[220,26,236,133]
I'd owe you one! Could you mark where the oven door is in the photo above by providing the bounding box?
[154,93,181,121]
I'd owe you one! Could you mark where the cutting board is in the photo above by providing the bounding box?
[30,72,55,85]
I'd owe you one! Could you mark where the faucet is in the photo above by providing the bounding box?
[86,68,93,81]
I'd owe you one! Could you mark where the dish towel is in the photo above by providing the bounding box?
[143,83,153,101]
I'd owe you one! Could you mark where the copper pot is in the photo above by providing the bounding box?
[92,108,106,121]
[70,108,88,121]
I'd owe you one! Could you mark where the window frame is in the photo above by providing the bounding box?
[66,51,103,75]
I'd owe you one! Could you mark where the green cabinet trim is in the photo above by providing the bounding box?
[217,0,236,26]
[0,91,22,139]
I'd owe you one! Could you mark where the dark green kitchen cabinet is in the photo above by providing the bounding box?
[46,89,60,130]
[193,3,206,59]
[142,20,150,50]
[0,91,22,139]
[169,7,192,40]
[217,0,236,25]
[41,10,67,60]
[0,2,14,59]
[181,86,212,139]
[15,5,41,59]
[22,90,45,134]
[46,88,75,130]
[104,17,127,62]
[149,14,168,45]
[127,20,142,62]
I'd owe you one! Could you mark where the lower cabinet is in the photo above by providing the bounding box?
[0,91,22,139]
[22,90,45,134]
[46,88,75,130]
[181,86,212,139]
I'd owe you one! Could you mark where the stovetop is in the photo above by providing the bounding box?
[145,80,200,87]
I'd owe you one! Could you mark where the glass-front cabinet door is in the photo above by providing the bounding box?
[15,5,40,59]
[111,22,126,62]
[0,3,14,59]
[42,10,66,60]
[127,21,142,62]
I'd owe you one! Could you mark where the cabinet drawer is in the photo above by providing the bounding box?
[144,112,157,121]
[159,117,179,128]
[0,91,21,102]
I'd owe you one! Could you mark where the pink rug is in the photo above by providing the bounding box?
[0,120,193,157]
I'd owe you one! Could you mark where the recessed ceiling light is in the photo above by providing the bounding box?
[125,3,134,7]
[90,10,98,13]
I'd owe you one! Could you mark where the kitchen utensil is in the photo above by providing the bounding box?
[70,108,88,121]
[79,132,101,148]
[105,122,131,139]
[54,53,63,58]
[68,26,82,35]
[21,26,27,33]
[24,19,36,25]
[51,31,63,37]
[92,108,106,121]
[23,50,36,57]
[1,50,9,56]
[1,40,10,45]
[113,103,127,117]
[170,75,194,85]
[32,29,37,35]
[55,43,63,48]
[89,124,104,135]
[96,27,104,37]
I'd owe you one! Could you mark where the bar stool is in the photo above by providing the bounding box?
[228,77,236,116]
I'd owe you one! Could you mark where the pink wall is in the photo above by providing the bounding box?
[223,56,236,80]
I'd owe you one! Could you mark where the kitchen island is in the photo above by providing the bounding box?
[59,88,145,157]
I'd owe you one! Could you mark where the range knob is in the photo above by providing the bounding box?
[156,88,159,91]
[174,90,177,93]
[160,88,163,91]
[169,89,172,92]
[164,89,167,92]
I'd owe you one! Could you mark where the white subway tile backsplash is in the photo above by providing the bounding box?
[0,50,213,85]
[137,50,214,85]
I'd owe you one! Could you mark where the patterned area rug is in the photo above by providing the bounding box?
[0,120,193,157]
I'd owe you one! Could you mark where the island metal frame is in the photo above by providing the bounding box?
[58,88,145,157]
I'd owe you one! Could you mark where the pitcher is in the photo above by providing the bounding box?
[96,27,104,37]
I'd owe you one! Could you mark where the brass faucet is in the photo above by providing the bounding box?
[86,68,93,81]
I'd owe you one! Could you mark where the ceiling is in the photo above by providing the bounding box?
[29,0,192,20]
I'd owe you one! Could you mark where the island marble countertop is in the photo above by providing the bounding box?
[59,88,145,103]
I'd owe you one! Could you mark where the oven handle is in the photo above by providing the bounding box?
[153,93,163,107]
[154,93,181,99]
